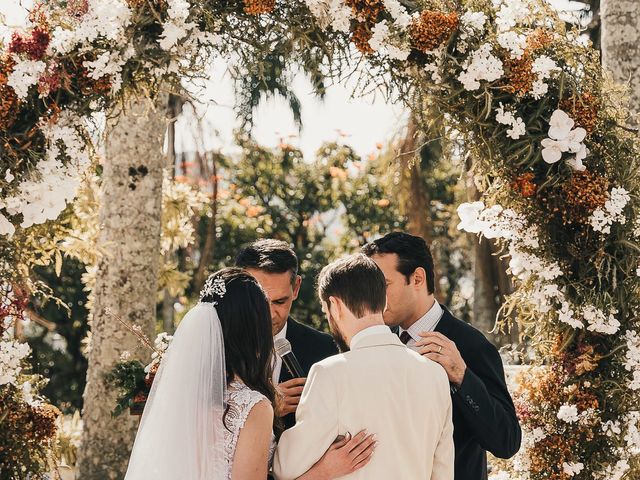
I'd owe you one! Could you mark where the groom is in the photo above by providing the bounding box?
[274,254,454,479]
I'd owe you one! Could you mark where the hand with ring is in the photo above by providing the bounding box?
[414,332,466,387]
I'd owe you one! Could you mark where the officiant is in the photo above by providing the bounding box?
[236,239,338,430]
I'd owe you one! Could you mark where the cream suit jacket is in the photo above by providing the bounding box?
[273,330,454,480]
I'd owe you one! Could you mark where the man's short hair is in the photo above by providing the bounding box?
[317,254,386,318]
[362,232,435,294]
[235,239,298,282]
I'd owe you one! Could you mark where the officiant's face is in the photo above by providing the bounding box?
[246,268,302,336]
[371,253,416,328]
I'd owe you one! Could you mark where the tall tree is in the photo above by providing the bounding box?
[76,96,167,479]
[601,0,640,124]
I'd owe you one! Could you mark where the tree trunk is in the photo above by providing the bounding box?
[398,119,444,303]
[193,152,219,292]
[76,96,167,480]
[601,0,640,125]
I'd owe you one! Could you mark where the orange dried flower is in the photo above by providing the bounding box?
[351,22,374,55]
[243,0,275,15]
[559,92,599,134]
[503,52,535,96]
[0,56,20,130]
[345,0,385,25]
[409,11,459,54]
[561,171,609,224]
[527,28,554,51]
[511,172,537,198]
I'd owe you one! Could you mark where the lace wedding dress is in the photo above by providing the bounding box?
[223,380,277,479]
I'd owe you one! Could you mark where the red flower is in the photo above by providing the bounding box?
[8,27,50,61]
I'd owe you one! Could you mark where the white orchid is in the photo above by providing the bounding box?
[541,109,588,167]
[456,201,487,233]
[548,109,575,140]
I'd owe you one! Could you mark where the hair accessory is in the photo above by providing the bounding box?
[200,276,227,304]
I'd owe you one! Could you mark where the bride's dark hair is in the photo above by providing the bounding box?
[200,267,276,410]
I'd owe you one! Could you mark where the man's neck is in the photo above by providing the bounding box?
[345,314,385,344]
[400,296,436,331]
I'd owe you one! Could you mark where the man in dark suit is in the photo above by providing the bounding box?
[236,239,338,430]
[363,232,521,480]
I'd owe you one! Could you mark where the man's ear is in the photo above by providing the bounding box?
[328,296,341,318]
[412,267,427,289]
[292,275,302,300]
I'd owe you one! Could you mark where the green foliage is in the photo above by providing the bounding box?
[27,259,90,414]
[104,360,147,418]
[191,134,407,329]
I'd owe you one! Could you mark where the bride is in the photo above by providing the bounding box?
[125,267,375,479]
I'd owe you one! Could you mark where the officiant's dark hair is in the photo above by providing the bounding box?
[201,268,278,430]
[362,232,436,295]
[235,239,298,284]
[317,254,386,317]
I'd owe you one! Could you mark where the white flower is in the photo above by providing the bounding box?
[369,21,390,52]
[383,0,411,28]
[558,404,579,423]
[304,0,352,32]
[7,58,47,100]
[548,109,575,140]
[497,31,527,58]
[494,104,526,140]
[589,187,630,234]
[461,11,487,31]
[167,0,191,21]
[541,138,563,163]
[583,305,620,335]
[559,301,583,329]
[458,43,504,91]
[531,79,549,99]
[0,334,32,386]
[160,21,196,50]
[457,201,486,233]
[329,2,352,33]
[541,110,589,166]
[563,462,584,476]
[5,170,14,183]
[532,55,559,79]
[0,212,15,238]
[387,43,411,61]
[494,0,530,32]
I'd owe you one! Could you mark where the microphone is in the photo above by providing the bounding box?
[274,338,305,378]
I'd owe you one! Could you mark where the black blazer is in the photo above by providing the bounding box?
[434,307,521,480]
[279,318,338,430]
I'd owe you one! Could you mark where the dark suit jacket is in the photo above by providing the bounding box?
[435,307,521,480]
[279,317,338,430]
[393,306,521,480]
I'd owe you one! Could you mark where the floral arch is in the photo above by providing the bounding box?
[1,0,639,478]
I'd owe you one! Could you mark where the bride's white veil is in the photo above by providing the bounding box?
[124,302,226,480]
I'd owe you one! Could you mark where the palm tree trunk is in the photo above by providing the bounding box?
[76,95,167,480]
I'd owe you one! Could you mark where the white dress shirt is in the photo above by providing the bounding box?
[399,301,443,348]
[272,322,288,385]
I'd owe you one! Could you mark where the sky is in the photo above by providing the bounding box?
[0,0,590,159]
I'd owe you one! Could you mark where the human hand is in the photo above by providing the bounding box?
[415,332,467,386]
[275,377,306,417]
[309,431,377,480]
